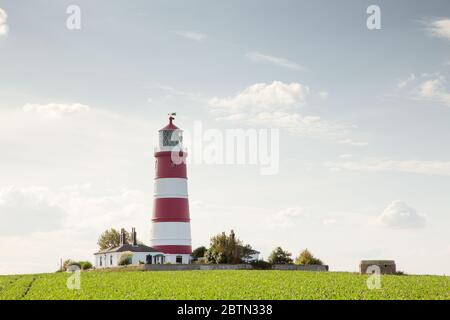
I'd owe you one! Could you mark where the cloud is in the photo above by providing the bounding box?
[417,75,450,105]
[322,218,337,226]
[154,84,204,100]
[0,187,64,235]
[22,103,91,118]
[208,81,364,143]
[424,18,450,40]
[209,81,310,112]
[377,201,426,229]
[327,158,450,176]
[397,73,416,88]
[176,31,207,42]
[0,106,158,188]
[0,8,8,36]
[265,207,309,228]
[0,184,151,274]
[318,91,329,99]
[338,139,369,147]
[246,52,305,71]
[397,73,450,106]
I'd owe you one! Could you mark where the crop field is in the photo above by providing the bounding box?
[0,270,448,300]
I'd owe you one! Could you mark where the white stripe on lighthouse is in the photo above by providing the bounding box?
[151,239,192,246]
[150,222,192,246]
[154,178,188,199]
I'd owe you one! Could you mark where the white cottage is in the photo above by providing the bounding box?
[94,228,168,268]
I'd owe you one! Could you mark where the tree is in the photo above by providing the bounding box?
[118,251,133,266]
[205,230,255,264]
[268,247,293,264]
[295,249,323,265]
[97,228,130,250]
[191,246,207,261]
[241,244,259,262]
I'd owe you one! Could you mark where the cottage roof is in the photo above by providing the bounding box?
[94,243,161,255]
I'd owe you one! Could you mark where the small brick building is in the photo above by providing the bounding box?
[360,260,396,275]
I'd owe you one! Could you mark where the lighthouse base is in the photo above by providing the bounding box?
[162,254,191,264]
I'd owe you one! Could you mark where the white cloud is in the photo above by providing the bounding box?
[338,139,369,147]
[318,91,329,99]
[377,201,426,229]
[0,8,8,36]
[418,75,450,105]
[397,73,416,88]
[397,73,450,106]
[176,31,207,42]
[246,51,305,71]
[322,218,337,226]
[0,187,64,236]
[209,81,310,112]
[0,185,149,237]
[23,103,91,118]
[424,18,450,40]
[0,106,159,274]
[327,158,450,176]
[209,81,364,143]
[0,184,151,274]
[154,84,203,101]
[0,106,158,187]
[265,207,309,228]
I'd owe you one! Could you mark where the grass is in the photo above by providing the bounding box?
[0,270,448,300]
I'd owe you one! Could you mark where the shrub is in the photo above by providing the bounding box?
[79,261,93,270]
[118,252,133,266]
[250,260,272,270]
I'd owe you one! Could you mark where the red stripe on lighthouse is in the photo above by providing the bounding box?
[152,198,190,222]
[155,152,187,179]
[153,245,192,254]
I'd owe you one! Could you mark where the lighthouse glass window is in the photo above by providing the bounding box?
[162,130,180,147]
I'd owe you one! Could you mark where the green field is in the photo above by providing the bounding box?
[0,270,448,300]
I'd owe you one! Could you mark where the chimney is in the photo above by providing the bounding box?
[131,227,137,246]
[119,228,125,246]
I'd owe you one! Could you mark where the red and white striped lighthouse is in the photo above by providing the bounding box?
[150,114,192,264]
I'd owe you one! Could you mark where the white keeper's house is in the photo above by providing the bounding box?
[94,228,183,268]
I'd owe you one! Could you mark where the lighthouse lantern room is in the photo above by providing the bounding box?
[150,114,192,264]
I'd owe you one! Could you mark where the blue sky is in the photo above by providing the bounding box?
[0,0,449,275]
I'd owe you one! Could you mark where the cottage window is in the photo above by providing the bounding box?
[99,257,102,267]
[176,256,182,264]
[110,255,113,265]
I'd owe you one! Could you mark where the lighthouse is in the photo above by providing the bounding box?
[150,114,192,264]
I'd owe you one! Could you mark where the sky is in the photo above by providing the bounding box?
[0,0,449,275]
